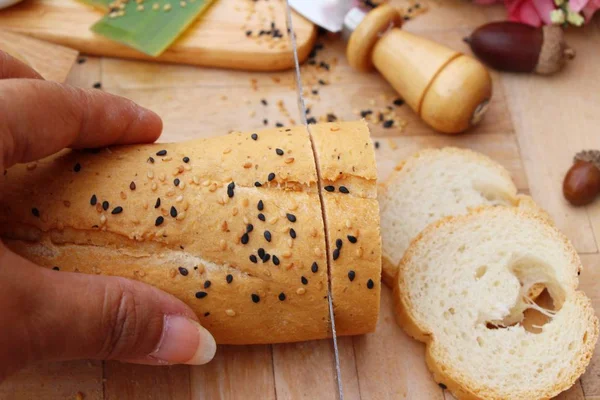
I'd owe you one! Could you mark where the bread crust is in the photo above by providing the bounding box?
[0,123,381,344]
[394,207,598,399]
[309,121,381,335]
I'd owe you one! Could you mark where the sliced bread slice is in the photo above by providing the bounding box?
[394,207,598,400]
[379,147,534,287]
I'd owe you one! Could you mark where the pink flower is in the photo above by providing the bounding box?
[474,0,600,25]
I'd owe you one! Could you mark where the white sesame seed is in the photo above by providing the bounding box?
[147,170,154,179]
[163,3,171,11]
[243,216,249,224]
[202,180,210,187]
[287,238,293,248]
[179,181,186,190]
[356,248,364,257]
[193,175,200,184]
[232,207,239,216]
[166,189,175,197]
[220,240,227,250]
[100,215,107,224]
[225,309,236,317]
[184,164,192,171]
[314,247,322,257]
[151,182,158,191]
[269,217,279,225]
[176,195,184,203]
[296,288,306,295]
[158,173,166,182]
[176,211,186,221]
[345,219,352,228]
[282,251,292,258]
[223,148,232,154]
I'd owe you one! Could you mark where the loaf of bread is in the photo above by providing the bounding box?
[0,121,381,345]
[379,147,545,287]
[395,207,598,399]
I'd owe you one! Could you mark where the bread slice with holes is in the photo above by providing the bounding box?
[394,207,598,400]
[379,147,547,287]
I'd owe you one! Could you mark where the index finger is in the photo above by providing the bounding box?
[0,79,162,168]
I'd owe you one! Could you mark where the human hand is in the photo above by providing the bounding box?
[0,51,216,382]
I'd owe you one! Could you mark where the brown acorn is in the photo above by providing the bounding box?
[563,150,600,206]
[464,22,575,75]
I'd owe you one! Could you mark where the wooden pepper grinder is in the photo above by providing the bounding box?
[343,4,492,134]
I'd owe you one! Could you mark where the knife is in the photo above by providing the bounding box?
[289,0,493,135]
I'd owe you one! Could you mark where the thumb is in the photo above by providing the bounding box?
[0,246,216,376]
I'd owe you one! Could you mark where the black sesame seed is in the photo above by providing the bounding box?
[326,113,337,122]
[170,206,178,218]
[272,255,280,265]
[155,216,164,226]
[339,186,350,194]
[90,194,97,205]
[227,182,235,198]
[195,291,207,299]
[258,213,266,221]
[204,280,212,289]
[262,253,271,263]
[348,270,356,281]
[251,294,260,303]
[286,213,296,223]
[155,198,161,209]
[367,279,375,289]
[383,120,394,128]
[263,119,268,126]
[102,201,109,211]
[278,292,286,301]
[438,383,447,390]
[111,206,123,215]
[148,157,155,164]
[52,266,60,271]
[311,262,318,273]
[258,248,265,259]
[360,109,373,118]
[333,248,340,261]
[251,133,258,140]
[261,99,268,106]
[183,157,190,163]
[393,98,405,106]
[73,163,81,172]
[226,274,233,283]
[174,178,180,187]
[264,230,272,242]
[276,148,284,156]
[257,200,264,211]
[311,89,319,95]
[130,181,136,190]
[347,235,357,243]
[375,141,380,149]
[241,233,249,244]
[156,149,167,156]
[307,117,317,124]
[318,79,327,85]
[268,172,275,181]
[93,82,102,89]
[178,267,189,276]
[301,276,308,285]
[194,266,198,270]
[246,224,254,233]
[324,185,335,192]
[275,122,284,128]
[290,228,297,239]
[255,181,262,187]
[245,30,252,36]
[204,312,210,317]
[335,238,343,249]
[77,57,86,64]
[249,255,258,263]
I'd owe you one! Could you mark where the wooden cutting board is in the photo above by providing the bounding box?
[0,0,316,71]
[0,30,79,82]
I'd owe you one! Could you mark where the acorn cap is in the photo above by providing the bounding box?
[574,150,600,170]
[535,25,575,74]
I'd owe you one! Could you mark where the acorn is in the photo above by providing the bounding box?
[464,22,575,75]
[563,150,600,206]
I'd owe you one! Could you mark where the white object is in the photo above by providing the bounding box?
[0,0,24,10]
[288,0,355,33]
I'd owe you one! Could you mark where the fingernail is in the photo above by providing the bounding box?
[150,315,216,365]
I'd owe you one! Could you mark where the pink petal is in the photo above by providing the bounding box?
[531,0,556,24]
[569,0,589,12]
[508,1,543,26]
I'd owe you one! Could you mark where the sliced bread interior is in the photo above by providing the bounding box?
[379,147,534,287]
[394,207,598,400]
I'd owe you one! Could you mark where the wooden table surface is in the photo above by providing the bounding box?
[2,1,600,399]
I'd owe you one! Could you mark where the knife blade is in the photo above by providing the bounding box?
[288,0,355,33]
[284,2,344,399]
